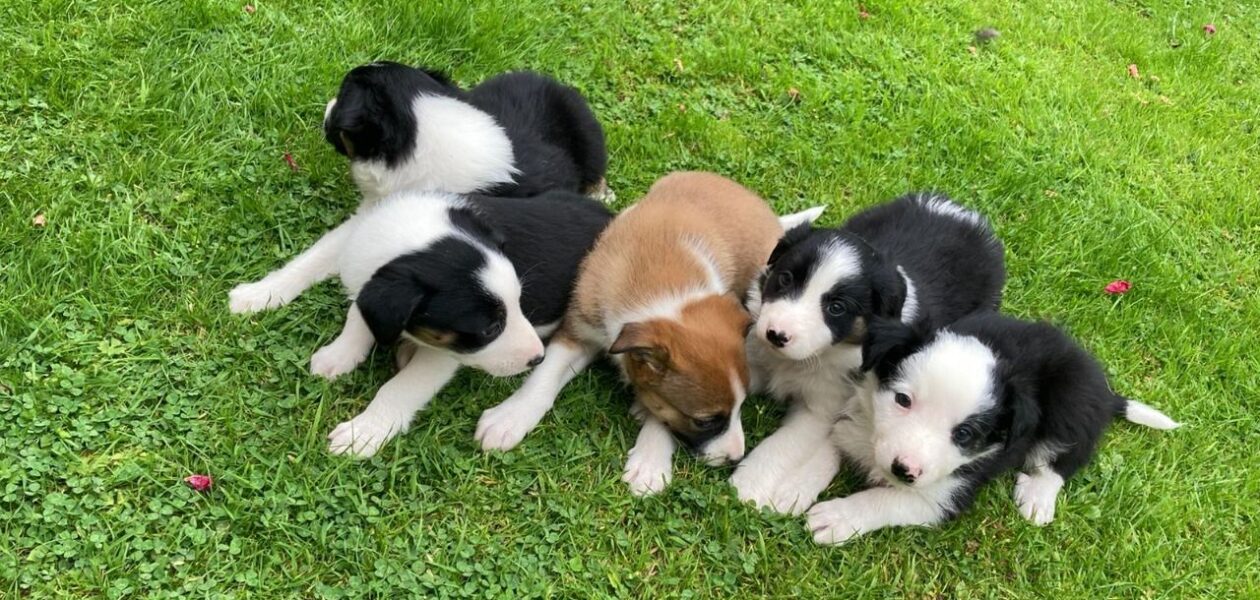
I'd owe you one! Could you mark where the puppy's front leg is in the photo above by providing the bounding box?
[476,338,596,451]
[807,483,954,545]
[327,346,459,458]
[310,303,375,380]
[229,218,353,314]
[731,405,835,513]
[622,408,676,496]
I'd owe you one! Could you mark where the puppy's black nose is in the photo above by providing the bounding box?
[766,329,790,348]
[891,459,916,484]
[527,354,544,368]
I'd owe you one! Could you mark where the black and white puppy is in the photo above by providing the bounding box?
[807,314,1180,544]
[314,188,612,457]
[228,62,607,315]
[733,193,1005,514]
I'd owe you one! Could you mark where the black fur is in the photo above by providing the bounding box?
[324,62,606,195]
[356,191,613,349]
[863,312,1143,519]
[763,192,1006,341]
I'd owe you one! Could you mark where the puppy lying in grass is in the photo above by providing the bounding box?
[808,314,1179,544]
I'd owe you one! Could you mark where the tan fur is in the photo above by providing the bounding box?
[555,171,783,434]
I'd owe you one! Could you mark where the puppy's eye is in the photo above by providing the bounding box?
[481,321,504,339]
[826,301,846,317]
[691,415,724,431]
[776,271,793,288]
[952,425,977,445]
[894,393,912,408]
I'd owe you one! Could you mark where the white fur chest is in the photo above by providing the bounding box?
[748,337,861,419]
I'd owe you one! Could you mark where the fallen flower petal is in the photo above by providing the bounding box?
[858,5,870,19]
[283,152,299,172]
[1127,64,1140,78]
[1203,23,1216,35]
[1104,279,1132,295]
[184,474,213,492]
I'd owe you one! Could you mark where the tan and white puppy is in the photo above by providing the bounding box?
[475,171,821,495]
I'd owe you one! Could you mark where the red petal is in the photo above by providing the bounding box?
[1104,279,1132,295]
[1203,23,1216,35]
[1127,64,1140,78]
[184,474,213,492]
[283,152,299,172]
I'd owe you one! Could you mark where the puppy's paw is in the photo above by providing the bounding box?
[767,482,822,516]
[327,412,405,458]
[1014,472,1060,526]
[229,280,295,314]
[622,448,672,496]
[310,341,369,380]
[475,397,546,451]
[807,497,866,545]
[730,460,782,510]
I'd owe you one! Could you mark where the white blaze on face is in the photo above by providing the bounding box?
[460,253,544,377]
[699,369,748,466]
[869,332,998,487]
[756,241,862,361]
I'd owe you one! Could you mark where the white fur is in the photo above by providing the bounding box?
[622,408,676,496]
[327,345,461,457]
[865,332,999,487]
[453,258,544,377]
[807,477,958,544]
[731,404,840,515]
[228,222,352,314]
[335,192,460,294]
[1014,469,1064,526]
[1124,399,1181,430]
[349,95,518,204]
[698,370,747,465]
[476,340,596,451]
[915,194,983,227]
[777,206,826,231]
[897,267,919,322]
[756,240,862,360]
[310,303,375,379]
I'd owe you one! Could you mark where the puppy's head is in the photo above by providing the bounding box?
[754,224,906,360]
[609,294,752,465]
[858,319,1036,488]
[356,209,544,377]
[323,62,459,165]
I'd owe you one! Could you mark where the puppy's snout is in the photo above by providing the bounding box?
[765,328,791,348]
[527,354,545,368]
[891,458,921,484]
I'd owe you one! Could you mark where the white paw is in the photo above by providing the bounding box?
[730,460,782,510]
[807,497,866,545]
[228,280,295,314]
[1014,472,1061,526]
[622,447,672,496]
[767,482,821,516]
[327,412,406,458]
[475,396,547,451]
[310,341,369,380]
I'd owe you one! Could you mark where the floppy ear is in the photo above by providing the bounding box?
[609,322,670,380]
[325,100,385,160]
[447,207,506,250]
[777,206,825,230]
[860,318,925,380]
[1001,369,1041,446]
[768,222,813,266]
[356,273,428,345]
[869,260,907,319]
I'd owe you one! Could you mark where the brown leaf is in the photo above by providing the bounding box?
[858,5,871,20]
[32,213,46,227]
[673,58,684,73]
[787,87,801,101]
[243,4,255,14]
[1127,63,1140,78]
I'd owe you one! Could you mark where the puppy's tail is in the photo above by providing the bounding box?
[1119,398,1180,430]
[778,206,826,230]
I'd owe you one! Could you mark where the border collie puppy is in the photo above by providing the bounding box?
[733,193,1005,514]
[807,314,1180,544]
[473,172,823,495]
[315,189,612,457]
[228,62,607,315]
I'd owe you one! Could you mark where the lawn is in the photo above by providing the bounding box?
[2,0,1258,597]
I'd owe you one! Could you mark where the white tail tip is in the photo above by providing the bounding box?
[1125,400,1180,430]
[778,206,825,230]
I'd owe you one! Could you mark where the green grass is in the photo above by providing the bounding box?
[2,0,1258,597]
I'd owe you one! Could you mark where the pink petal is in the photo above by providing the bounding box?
[1104,279,1132,295]
[283,152,299,172]
[1203,23,1216,35]
[1127,64,1140,78]
[184,474,213,492]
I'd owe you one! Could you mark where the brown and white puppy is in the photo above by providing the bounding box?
[474,171,822,495]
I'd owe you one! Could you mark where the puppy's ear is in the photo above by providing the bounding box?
[356,272,428,345]
[448,207,506,250]
[609,322,670,381]
[860,318,925,380]
[324,97,385,160]
[768,222,813,265]
[777,206,825,230]
[869,260,907,319]
[1000,367,1041,446]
